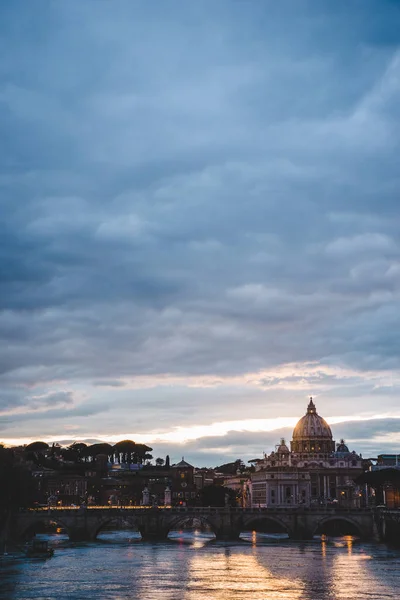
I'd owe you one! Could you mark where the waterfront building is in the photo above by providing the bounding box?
[222,473,252,507]
[376,454,400,467]
[359,457,400,508]
[194,468,224,490]
[250,398,364,508]
[170,458,197,504]
[251,439,311,507]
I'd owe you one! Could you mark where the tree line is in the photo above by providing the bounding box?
[23,439,154,466]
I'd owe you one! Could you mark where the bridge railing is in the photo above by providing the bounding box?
[19,505,374,515]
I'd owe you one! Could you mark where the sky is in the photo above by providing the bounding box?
[1,0,400,466]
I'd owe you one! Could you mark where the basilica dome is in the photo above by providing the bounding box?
[336,439,350,453]
[276,438,290,455]
[293,398,333,440]
[291,398,335,455]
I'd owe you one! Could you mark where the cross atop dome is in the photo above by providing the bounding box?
[307,397,316,414]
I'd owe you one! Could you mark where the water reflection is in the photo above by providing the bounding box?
[168,529,215,548]
[330,537,382,600]
[1,532,399,600]
[185,551,304,600]
[346,535,353,555]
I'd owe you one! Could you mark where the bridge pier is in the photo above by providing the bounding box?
[69,526,93,542]
[383,522,400,546]
[138,511,169,541]
[290,514,314,541]
[214,528,241,541]
[375,510,400,547]
[212,509,242,541]
[140,531,169,541]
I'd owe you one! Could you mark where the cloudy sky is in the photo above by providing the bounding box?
[1,1,400,466]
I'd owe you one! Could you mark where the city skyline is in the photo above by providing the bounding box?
[1,1,400,466]
[2,397,399,467]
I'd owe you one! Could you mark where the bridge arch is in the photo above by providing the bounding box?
[92,516,141,540]
[18,516,71,540]
[313,516,362,538]
[242,515,292,537]
[166,515,217,537]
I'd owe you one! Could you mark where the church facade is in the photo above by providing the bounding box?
[251,398,364,508]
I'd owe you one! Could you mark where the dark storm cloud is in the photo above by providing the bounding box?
[0,1,400,456]
[334,418,400,442]
[0,389,73,413]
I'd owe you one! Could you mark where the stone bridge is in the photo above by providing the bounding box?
[374,509,400,546]
[11,506,376,542]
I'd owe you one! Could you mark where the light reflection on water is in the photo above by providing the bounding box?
[1,531,399,600]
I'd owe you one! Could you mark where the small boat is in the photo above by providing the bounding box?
[24,540,54,558]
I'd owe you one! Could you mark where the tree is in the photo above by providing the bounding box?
[214,459,246,475]
[113,440,137,464]
[155,458,165,467]
[133,444,153,464]
[84,443,114,462]
[59,448,79,462]
[144,453,153,465]
[68,442,88,462]
[23,441,50,466]
[24,441,49,453]
[0,446,39,511]
[200,485,237,507]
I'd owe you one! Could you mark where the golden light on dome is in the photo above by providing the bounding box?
[291,398,335,455]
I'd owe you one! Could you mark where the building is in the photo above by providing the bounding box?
[359,458,400,509]
[223,473,252,507]
[170,458,197,505]
[250,398,364,508]
[194,468,224,491]
[376,454,400,467]
[251,438,311,507]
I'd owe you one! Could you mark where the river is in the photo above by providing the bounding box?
[1,531,399,599]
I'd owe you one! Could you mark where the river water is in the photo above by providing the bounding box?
[1,531,399,600]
